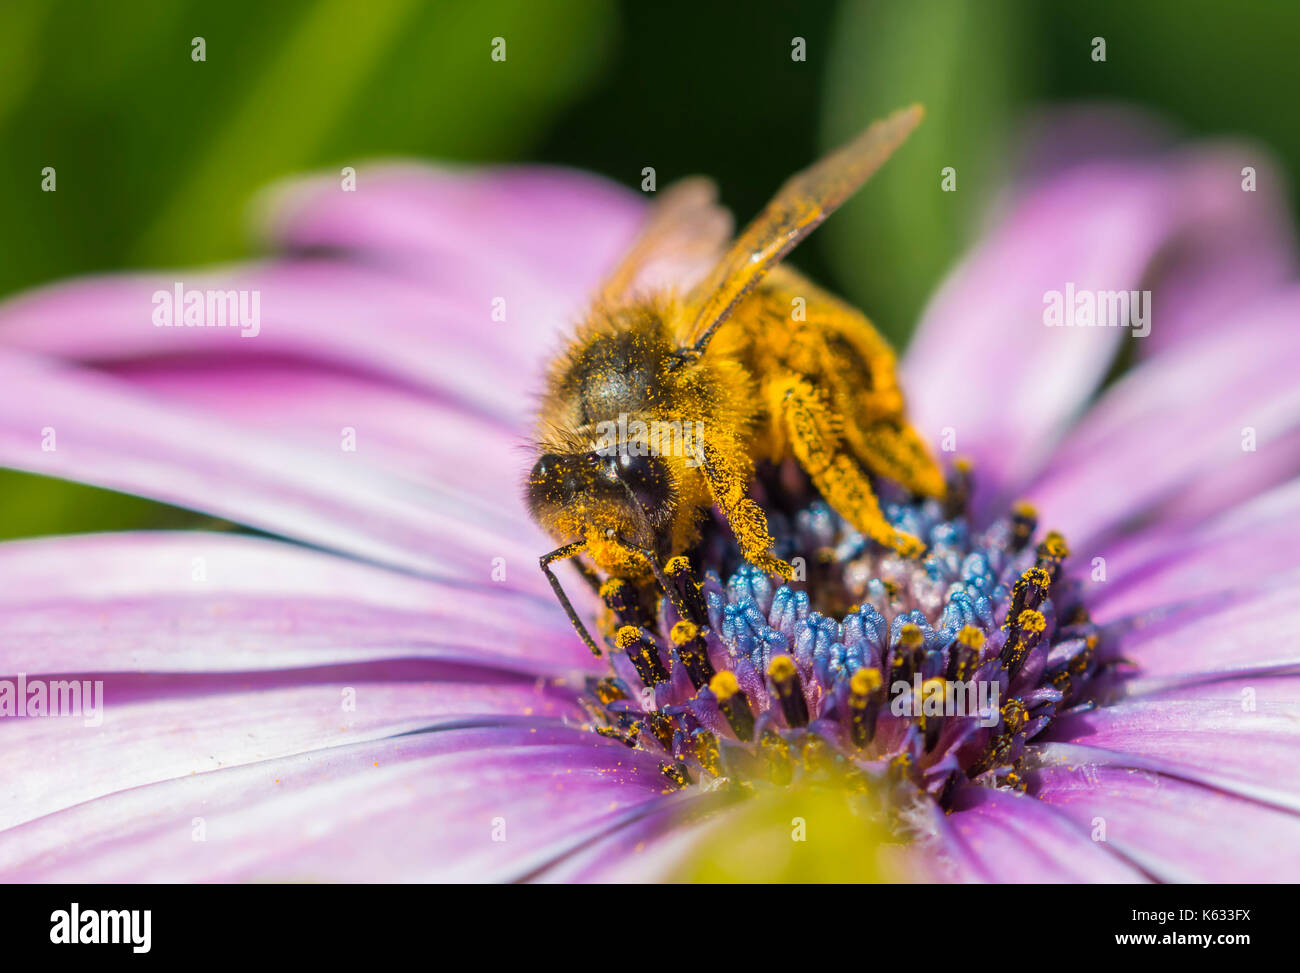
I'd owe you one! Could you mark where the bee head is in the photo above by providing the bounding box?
[526,446,675,545]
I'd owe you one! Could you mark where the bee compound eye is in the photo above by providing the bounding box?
[530,453,581,502]
[616,451,671,513]
[617,449,649,478]
[531,453,556,480]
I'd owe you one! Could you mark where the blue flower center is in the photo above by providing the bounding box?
[581,467,1106,812]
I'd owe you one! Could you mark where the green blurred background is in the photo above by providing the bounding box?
[2,0,1297,537]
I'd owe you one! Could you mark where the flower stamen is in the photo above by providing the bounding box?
[576,466,1113,824]
[710,670,756,742]
[767,654,809,728]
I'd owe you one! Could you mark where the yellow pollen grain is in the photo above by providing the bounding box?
[709,670,740,701]
[850,667,882,696]
[1023,567,1051,588]
[670,620,699,645]
[1018,609,1047,634]
[1042,531,1070,557]
[598,578,624,599]
[921,677,947,702]
[767,654,797,682]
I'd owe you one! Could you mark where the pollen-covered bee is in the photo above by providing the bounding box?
[527,105,945,655]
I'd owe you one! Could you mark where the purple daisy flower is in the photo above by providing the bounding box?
[1,108,1298,883]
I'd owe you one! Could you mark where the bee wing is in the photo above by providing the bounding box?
[678,104,923,351]
[596,177,733,304]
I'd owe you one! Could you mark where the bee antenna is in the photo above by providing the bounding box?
[613,478,656,538]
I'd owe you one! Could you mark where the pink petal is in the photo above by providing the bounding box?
[263,165,645,340]
[2,677,582,833]
[1084,477,1300,623]
[531,792,727,882]
[1100,582,1300,684]
[1025,288,1300,549]
[938,785,1146,882]
[2,168,647,418]
[0,352,564,592]
[904,153,1296,515]
[0,531,599,673]
[1040,680,1300,813]
[1030,763,1300,882]
[0,262,544,428]
[1013,107,1295,356]
[0,724,669,882]
[103,358,537,526]
[1143,424,1300,532]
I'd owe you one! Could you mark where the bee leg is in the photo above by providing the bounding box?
[848,414,947,499]
[854,386,904,424]
[539,541,603,657]
[773,376,927,558]
[695,442,794,579]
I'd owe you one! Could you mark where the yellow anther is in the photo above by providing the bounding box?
[1022,567,1051,589]
[665,555,691,575]
[850,667,883,696]
[670,620,699,645]
[1012,501,1038,520]
[956,625,985,649]
[767,654,798,682]
[1017,609,1046,635]
[921,677,947,698]
[899,623,924,649]
[599,578,624,599]
[1040,531,1070,558]
[709,670,740,701]
[615,625,641,649]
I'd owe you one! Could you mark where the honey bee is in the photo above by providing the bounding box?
[527,105,945,656]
